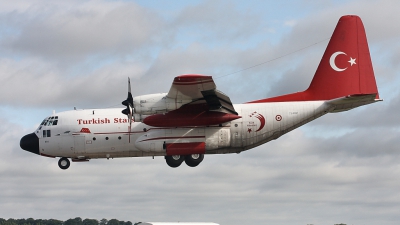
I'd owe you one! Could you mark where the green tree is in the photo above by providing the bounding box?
[45,219,63,225]
[82,219,97,225]
[5,218,18,225]
[64,218,83,225]
[99,219,107,225]
[106,220,118,225]
[26,218,36,225]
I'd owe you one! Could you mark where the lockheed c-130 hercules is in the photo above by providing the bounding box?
[20,15,381,169]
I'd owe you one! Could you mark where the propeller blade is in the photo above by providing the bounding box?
[122,77,133,107]
[121,77,134,143]
[122,77,134,116]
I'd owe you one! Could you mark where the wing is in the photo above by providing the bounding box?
[167,74,215,100]
[166,74,238,115]
[143,74,241,127]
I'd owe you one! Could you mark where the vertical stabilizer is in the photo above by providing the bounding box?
[249,15,379,103]
[308,15,379,100]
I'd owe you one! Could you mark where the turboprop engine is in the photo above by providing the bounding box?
[132,93,191,115]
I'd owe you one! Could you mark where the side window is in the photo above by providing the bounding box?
[47,130,51,137]
[53,116,59,126]
[43,130,47,137]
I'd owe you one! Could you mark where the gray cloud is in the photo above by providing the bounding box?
[173,0,265,42]
[0,1,165,64]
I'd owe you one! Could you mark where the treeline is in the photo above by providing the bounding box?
[0,218,135,225]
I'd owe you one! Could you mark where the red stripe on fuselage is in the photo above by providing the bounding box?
[139,135,205,143]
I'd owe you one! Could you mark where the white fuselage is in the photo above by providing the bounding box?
[37,101,331,159]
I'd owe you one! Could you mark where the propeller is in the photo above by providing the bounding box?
[122,77,134,142]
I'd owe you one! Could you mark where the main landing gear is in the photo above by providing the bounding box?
[165,154,204,168]
[58,157,70,170]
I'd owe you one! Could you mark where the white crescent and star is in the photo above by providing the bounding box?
[329,51,357,72]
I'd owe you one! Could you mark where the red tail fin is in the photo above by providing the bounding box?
[249,15,379,103]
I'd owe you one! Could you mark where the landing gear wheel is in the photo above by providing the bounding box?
[58,157,70,170]
[165,155,185,168]
[185,154,204,167]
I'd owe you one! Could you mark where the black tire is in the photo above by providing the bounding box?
[58,157,70,170]
[165,155,184,168]
[185,154,204,167]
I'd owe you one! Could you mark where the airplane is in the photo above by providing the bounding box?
[20,15,381,170]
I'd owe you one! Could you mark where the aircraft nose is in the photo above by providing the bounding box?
[20,132,40,155]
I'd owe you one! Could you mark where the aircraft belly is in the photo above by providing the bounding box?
[135,128,207,155]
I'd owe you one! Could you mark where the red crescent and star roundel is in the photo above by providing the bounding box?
[329,51,356,72]
[247,111,265,133]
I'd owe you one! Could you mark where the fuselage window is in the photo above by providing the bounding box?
[43,130,46,137]
[47,130,51,137]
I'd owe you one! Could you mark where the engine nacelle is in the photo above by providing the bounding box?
[132,93,191,115]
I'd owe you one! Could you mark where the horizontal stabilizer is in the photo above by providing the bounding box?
[327,93,382,112]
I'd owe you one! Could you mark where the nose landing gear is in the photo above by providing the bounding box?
[58,157,70,170]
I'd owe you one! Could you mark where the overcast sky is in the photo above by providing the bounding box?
[1,0,400,225]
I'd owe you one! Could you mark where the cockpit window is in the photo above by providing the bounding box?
[37,116,59,131]
[40,118,48,125]
[43,117,59,126]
